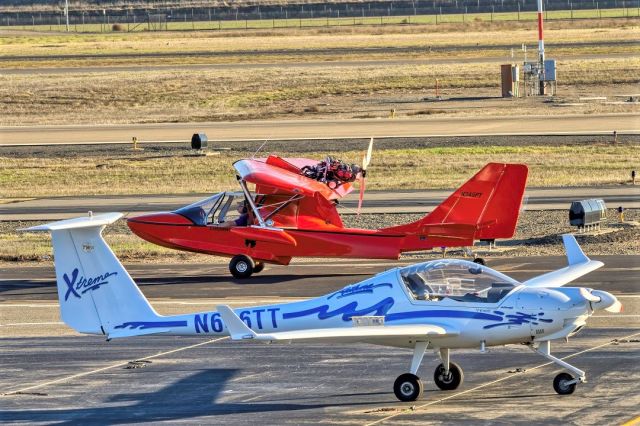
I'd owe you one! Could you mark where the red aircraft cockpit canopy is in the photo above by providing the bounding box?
[234,155,354,201]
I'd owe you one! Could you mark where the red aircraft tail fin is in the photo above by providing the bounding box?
[384,163,528,240]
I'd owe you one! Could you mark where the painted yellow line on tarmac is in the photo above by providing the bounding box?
[0,336,228,396]
[364,330,640,426]
[621,415,640,426]
[0,322,64,326]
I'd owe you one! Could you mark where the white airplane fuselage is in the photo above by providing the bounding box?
[98,268,593,349]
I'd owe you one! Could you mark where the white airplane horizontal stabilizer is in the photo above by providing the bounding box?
[523,234,603,288]
[217,305,458,343]
[21,213,164,338]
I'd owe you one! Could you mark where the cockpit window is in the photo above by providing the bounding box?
[399,260,519,303]
[175,192,242,226]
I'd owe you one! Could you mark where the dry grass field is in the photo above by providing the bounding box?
[1,143,637,198]
[2,21,639,59]
[2,58,639,126]
[1,18,639,125]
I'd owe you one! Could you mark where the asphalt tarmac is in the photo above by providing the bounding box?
[2,114,639,145]
[1,257,639,424]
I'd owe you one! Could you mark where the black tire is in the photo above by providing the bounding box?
[253,262,265,274]
[393,373,423,402]
[553,373,576,395]
[229,255,254,279]
[473,258,486,266]
[433,362,464,391]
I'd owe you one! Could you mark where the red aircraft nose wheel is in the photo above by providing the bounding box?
[229,255,255,279]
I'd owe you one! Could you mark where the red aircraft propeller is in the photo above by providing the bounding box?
[357,137,374,215]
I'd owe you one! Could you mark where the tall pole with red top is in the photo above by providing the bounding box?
[537,0,545,95]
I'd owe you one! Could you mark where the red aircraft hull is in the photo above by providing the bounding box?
[127,161,528,273]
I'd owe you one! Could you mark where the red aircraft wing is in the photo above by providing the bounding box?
[234,156,354,200]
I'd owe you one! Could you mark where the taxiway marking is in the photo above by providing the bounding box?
[364,330,640,426]
[622,415,640,426]
[0,336,228,396]
[0,322,64,326]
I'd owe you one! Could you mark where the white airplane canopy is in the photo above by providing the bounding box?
[399,259,519,303]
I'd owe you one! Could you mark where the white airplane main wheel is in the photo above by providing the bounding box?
[433,362,464,391]
[253,262,265,274]
[229,255,255,279]
[393,373,423,402]
[553,373,577,395]
[473,258,486,266]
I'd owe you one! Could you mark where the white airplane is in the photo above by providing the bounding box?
[25,212,622,402]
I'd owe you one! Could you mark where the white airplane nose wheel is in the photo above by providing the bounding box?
[433,362,464,391]
[393,373,423,402]
[553,373,577,395]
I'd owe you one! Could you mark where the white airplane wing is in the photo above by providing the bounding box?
[218,305,458,343]
[522,234,604,288]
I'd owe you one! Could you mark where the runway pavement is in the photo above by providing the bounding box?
[2,114,639,146]
[2,186,639,221]
[1,257,639,424]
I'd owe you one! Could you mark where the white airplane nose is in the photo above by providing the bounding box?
[580,288,623,313]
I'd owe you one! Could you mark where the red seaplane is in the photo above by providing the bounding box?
[128,143,528,278]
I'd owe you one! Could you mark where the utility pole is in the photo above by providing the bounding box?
[537,0,545,95]
[64,0,69,32]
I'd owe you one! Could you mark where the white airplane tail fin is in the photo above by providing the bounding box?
[23,213,162,337]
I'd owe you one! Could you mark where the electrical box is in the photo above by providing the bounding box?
[512,65,520,82]
[501,64,519,97]
[544,59,556,81]
[569,199,606,228]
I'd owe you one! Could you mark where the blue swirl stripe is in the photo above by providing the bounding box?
[114,321,188,330]
[283,297,395,321]
[386,310,503,322]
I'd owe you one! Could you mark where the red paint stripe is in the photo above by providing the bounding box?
[538,12,544,41]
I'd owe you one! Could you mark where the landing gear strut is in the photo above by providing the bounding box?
[433,348,464,390]
[393,341,427,401]
[393,344,465,401]
[532,340,585,395]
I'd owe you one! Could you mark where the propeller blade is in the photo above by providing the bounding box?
[357,176,365,215]
[362,137,374,170]
[579,287,601,303]
[605,299,623,313]
[588,289,623,313]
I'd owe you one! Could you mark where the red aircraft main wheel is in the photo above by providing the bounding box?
[229,255,255,279]
[253,262,265,274]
